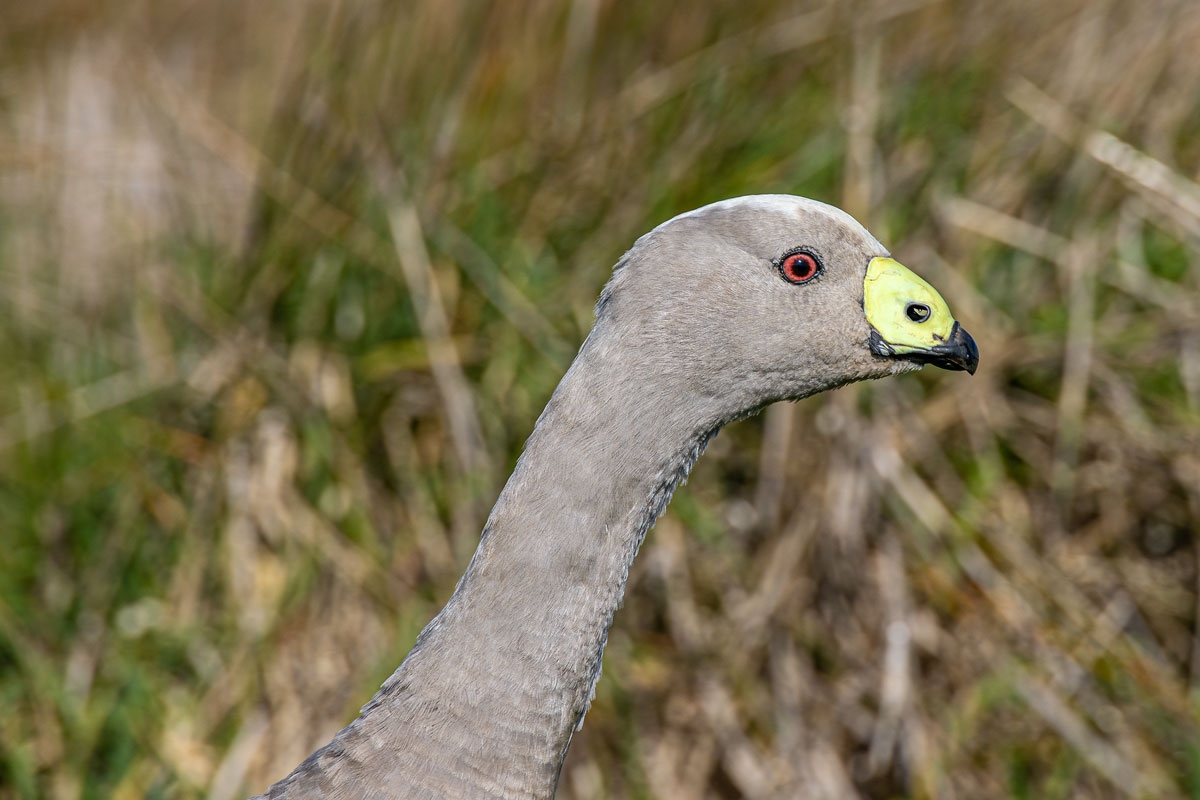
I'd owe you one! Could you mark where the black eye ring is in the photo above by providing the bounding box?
[906,303,931,323]
[778,249,823,284]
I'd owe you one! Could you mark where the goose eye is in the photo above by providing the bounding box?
[779,250,821,284]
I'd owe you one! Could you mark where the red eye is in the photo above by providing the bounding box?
[780,250,821,284]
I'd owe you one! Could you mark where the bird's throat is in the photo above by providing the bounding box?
[279,333,717,798]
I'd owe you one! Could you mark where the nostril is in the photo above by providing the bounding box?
[906,303,931,323]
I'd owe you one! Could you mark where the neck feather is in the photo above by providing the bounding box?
[265,327,720,799]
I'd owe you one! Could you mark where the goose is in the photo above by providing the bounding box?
[254,194,978,799]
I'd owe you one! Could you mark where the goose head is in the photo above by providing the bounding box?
[593,194,977,421]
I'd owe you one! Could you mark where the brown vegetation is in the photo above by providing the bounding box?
[2,1,1200,797]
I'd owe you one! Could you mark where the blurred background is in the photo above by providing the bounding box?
[2,0,1200,797]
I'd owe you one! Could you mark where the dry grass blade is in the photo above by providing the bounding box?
[1007,76,1200,236]
[939,196,1068,262]
[1014,675,1145,797]
[382,192,490,477]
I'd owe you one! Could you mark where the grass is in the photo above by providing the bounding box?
[2,0,1200,797]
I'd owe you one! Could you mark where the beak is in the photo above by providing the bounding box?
[864,257,980,376]
[894,321,979,374]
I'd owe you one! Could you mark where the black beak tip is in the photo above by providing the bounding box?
[890,321,979,375]
[936,322,979,375]
[955,324,980,375]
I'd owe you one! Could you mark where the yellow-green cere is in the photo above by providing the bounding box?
[863,257,957,354]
